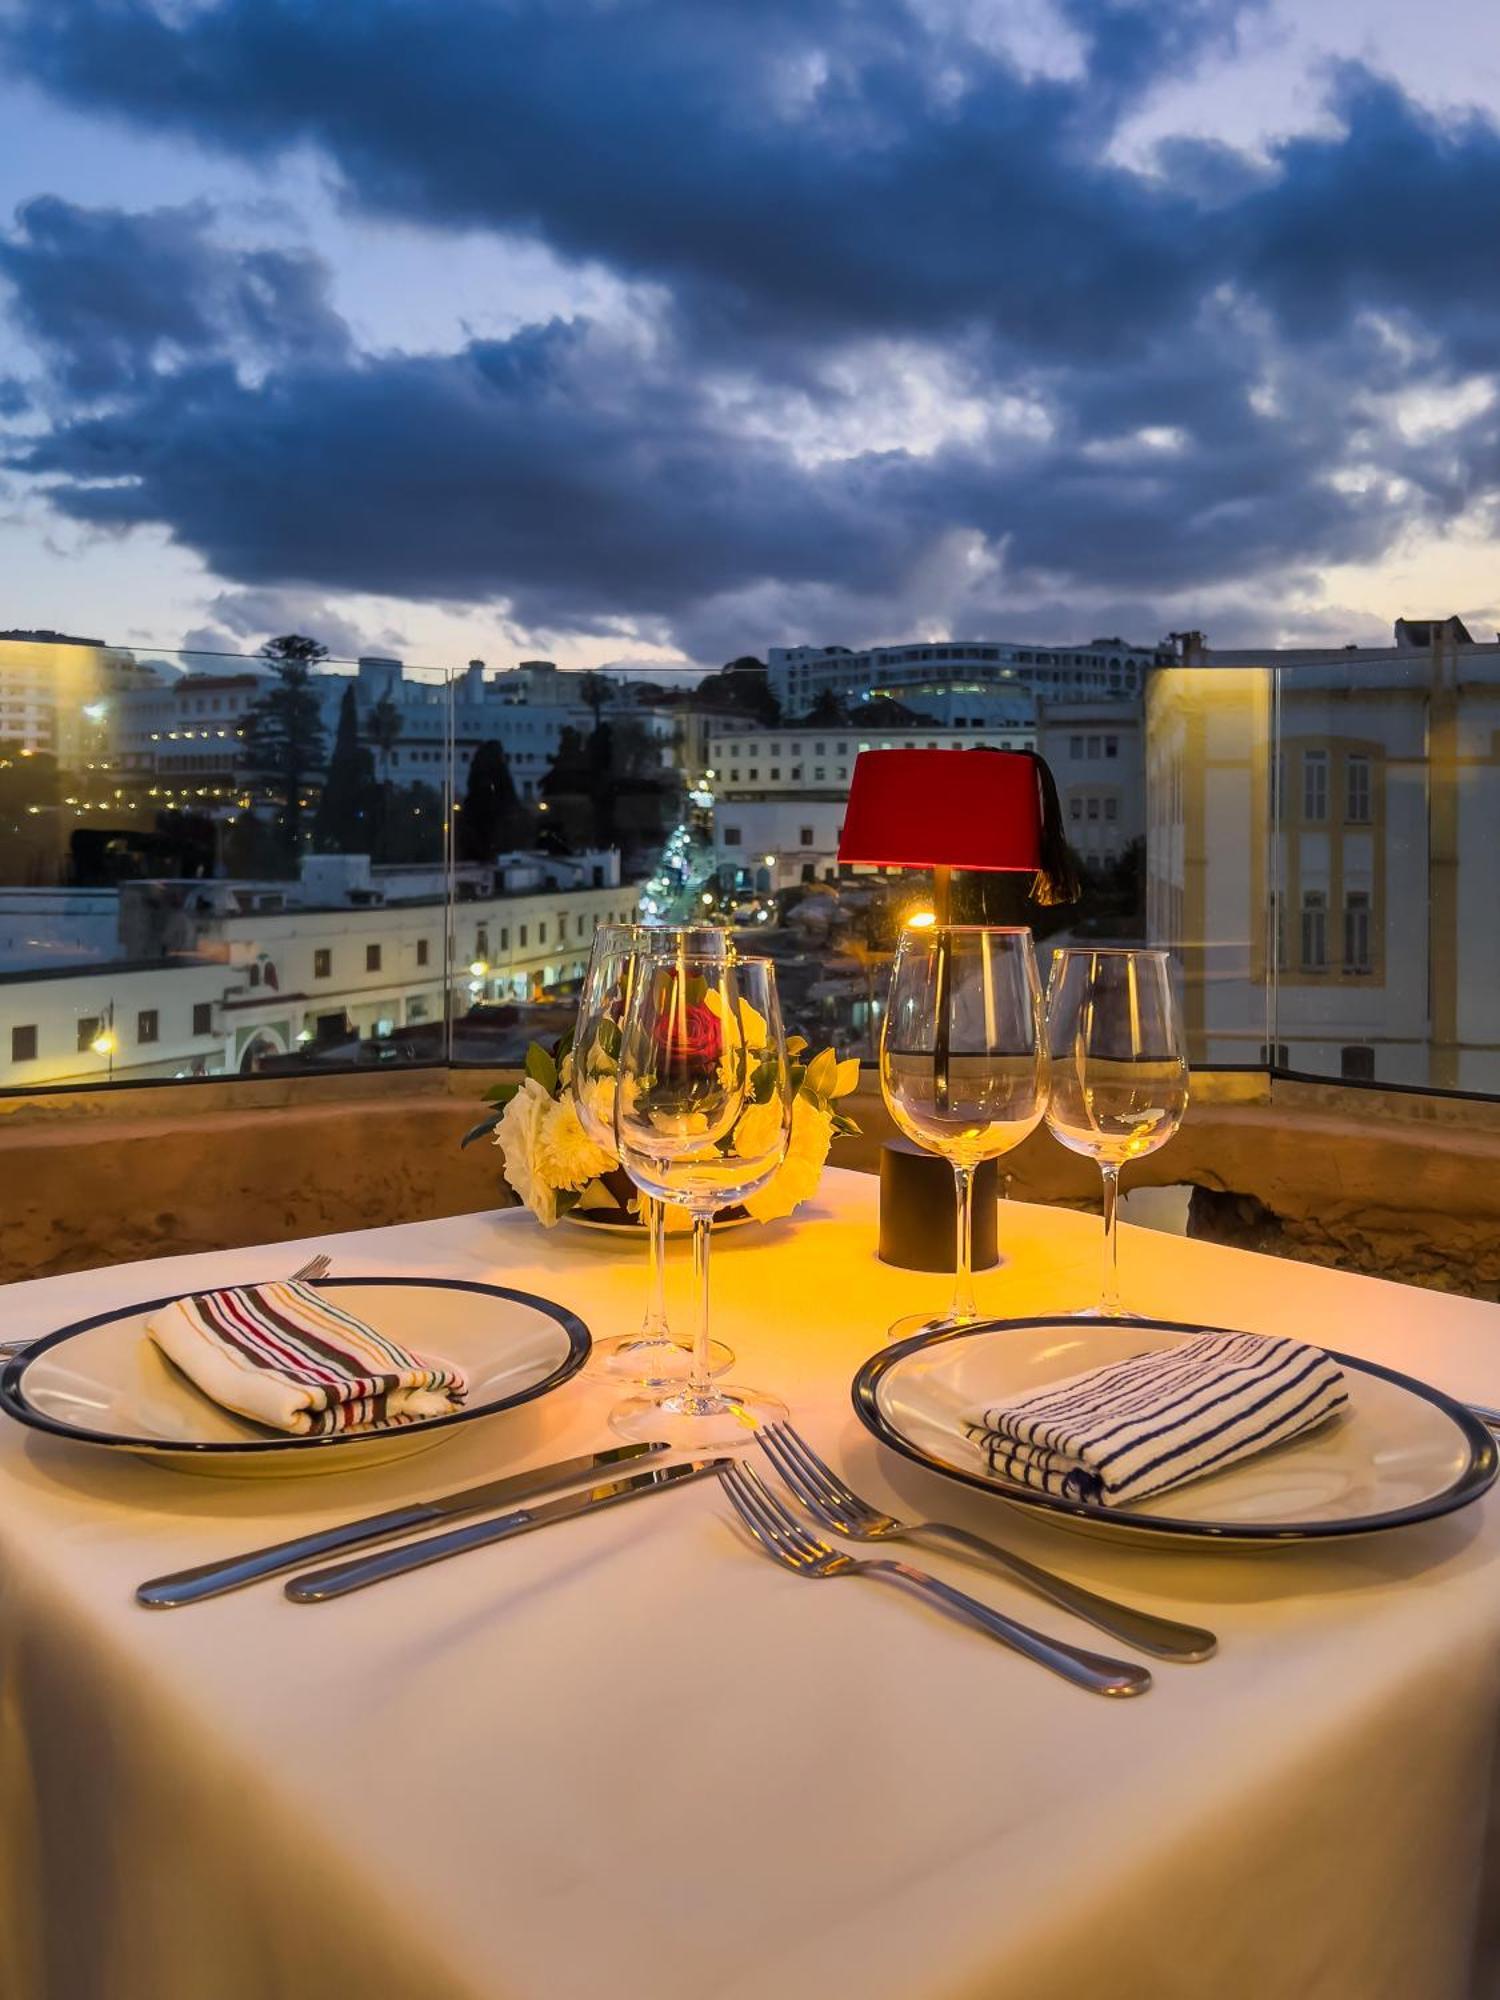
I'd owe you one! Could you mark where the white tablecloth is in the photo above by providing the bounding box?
[4,1169,1500,2000]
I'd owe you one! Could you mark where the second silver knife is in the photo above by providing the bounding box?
[285,1456,730,1602]
[137,1441,669,1608]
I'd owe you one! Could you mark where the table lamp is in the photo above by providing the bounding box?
[837,747,1076,1271]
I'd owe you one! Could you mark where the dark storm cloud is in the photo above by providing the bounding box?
[0,196,348,398]
[2,0,1499,652]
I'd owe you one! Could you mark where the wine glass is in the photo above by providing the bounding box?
[571,923,733,1382]
[879,925,1047,1337]
[609,950,792,1447]
[1044,947,1189,1317]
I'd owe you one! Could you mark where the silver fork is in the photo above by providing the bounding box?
[0,1251,333,1364]
[758,1421,1216,1663]
[720,1462,1151,1698]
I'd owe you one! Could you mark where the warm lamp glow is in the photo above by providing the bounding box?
[905,910,937,929]
[469,960,488,977]
[90,1030,116,1057]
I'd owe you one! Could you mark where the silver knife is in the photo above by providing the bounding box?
[285,1456,730,1603]
[136,1442,670,1609]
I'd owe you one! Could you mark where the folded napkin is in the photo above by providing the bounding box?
[146,1281,468,1437]
[965,1330,1347,1508]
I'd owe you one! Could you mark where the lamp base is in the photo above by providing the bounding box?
[878,1140,999,1273]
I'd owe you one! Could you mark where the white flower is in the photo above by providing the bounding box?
[493,1077,559,1225]
[537,1094,616,1189]
[744,1097,833,1223]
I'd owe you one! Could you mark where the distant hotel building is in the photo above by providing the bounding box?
[767,637,1162,718]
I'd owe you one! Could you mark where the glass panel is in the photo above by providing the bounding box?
[0,637,451,1085]
[1269,645,1500,1095]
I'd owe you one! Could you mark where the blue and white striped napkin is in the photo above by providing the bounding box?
[964,1330,1348,1507]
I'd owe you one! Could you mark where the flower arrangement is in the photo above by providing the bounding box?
[463,1026,860,1228]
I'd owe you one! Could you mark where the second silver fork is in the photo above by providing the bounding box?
[722,1462,1150,1697]
[757,1421,1216,1663]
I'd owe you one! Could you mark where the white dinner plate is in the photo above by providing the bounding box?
[0,1277,590,1478]
[852,1316,1497,1547]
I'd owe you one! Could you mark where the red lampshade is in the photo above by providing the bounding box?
[837,749,1043,872]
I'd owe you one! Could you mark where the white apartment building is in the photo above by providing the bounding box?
[1037,699,1145,866]
[1146,638,1500,1091]
[0,852,640,1088]
[713,797,849,894]
[709,718,1037,798]
[0,633,163,761]
[767,637,1160,718]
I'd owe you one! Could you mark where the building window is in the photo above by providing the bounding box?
[193,1003,213,1036]
[1105,736,1119,757]
[1300,890,1327,970]
[770,768,780,781]
[366,944,382,972]
[1104,798,1118,820]
[476,926,488,959]
[538,922,547,944]
[519,925,528,948]
[500,928,509,952]
[1340,1045,1376,1083]
[1086,798,1100,819]
[77,1016,100,1053]
[314,948,332,979]
[748,769,758,781]
[137,1009,159,1045]
[799,826,814,846]
[11,1024,36,1063]
[1086,736,1101,758]
[576,916,586,937]
[723,826,742,846]
[1069,797,1082,821]
[1345,754,1371,824]
[416,938,429,967]
[1343,891,1371,972]
[814,767,825,780]
[1302,751,1328,821]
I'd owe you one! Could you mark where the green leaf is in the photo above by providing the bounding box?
[554,1026,575,1067]
[598,1016,622,1060]
[749,1059,777,1104]
[460,1110,504,1150]
[481,1081,521,1107]
[554,1186,585,1217]
[524,1042,558,1093]
[830,1110,862,1138]
[803,1047,839,1098]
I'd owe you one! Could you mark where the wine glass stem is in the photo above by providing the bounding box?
[641,1195,668,1336]
[1099,1162,1122,1316]
[690,1211,714,1397]
[951,1163,977,1323]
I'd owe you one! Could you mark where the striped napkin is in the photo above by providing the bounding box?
[146,1281,468,1437]
[964,1330,1347,1508]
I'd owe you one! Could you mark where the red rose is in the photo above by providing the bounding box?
[654,999,722,1065]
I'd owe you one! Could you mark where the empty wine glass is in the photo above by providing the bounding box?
[880,925,1047,1338]
[1044,947,1189,1317]
[609,950,792,1447]
[571,923,733,1382]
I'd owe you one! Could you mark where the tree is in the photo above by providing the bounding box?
[313,685,377,853]
[804,688,847,725]
[576,670,613,730]
[366,693,404,781]
[240,635,329,869]
[458,739,528,861]
[698,655,780,724]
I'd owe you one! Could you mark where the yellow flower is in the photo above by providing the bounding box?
[732,1095,788,1167]
[744,1097,833,1223]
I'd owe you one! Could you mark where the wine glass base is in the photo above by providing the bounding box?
[607,1383,787,1450]
[585,1332,733,1385]
[886,1309,993,1343]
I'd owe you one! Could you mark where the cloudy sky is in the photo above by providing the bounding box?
[0,0,1497,672]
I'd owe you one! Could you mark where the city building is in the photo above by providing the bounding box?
[0,631,164,761]
[1037,699,1145,866]
[767,636,1162,718]
[0,850,639,1087]
[1146,625,1500,1091]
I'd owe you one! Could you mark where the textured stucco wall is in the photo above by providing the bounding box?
[1,1071,1497,1298]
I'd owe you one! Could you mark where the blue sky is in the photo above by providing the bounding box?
[0,0,1497,672]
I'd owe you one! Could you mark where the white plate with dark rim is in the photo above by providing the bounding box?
[0,1277,590,1478]
[852,1315,1498,1548]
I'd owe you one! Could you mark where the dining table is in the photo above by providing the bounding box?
[3,1165,1500,2000]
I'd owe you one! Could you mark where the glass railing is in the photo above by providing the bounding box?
[2,630,1495,1099]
